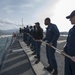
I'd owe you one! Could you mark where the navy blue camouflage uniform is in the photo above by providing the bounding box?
[43,23,60,69]
[64,26,75,75]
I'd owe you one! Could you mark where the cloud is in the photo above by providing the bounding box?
[33,0,44,3]
[0,0,34,14]
[20,3,34,8]
[30,0,59,23]
[50,0,75,31]
[0,0,46,15]
[0,0,66,31]
[0,18,21,30]
[2,6,13,14]
[0,19,18,25]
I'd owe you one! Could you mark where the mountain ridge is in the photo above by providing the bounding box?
[0,29,18,35]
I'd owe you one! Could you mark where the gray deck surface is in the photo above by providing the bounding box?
[0,37,36,75]
[0,34,67,75]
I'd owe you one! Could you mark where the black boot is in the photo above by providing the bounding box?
[44,65,53,73]
[34,56,38,58]
[32,52,36,55]
[53,69,58,75]
[31,49,34,51]
[35,59,40,64]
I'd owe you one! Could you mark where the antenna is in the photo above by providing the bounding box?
[22,18,24,28]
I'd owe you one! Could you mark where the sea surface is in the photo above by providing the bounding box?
[0,35,12,63]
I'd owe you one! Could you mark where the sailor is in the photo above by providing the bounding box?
[23,27,26,42]
[25,25,29,46]
[19,28,22,33]
[29,26,34,50]
[32,25,37,55]
[64,10,75,75]
[43,17,60,75]
[34,22,43,64]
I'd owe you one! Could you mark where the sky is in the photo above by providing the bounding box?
[0,0,75,32]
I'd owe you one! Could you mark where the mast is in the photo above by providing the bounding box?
[22,18,24,28]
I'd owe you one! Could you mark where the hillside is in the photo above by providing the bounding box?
[0,29,18,35]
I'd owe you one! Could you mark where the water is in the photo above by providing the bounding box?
[0,35,12,64]
[0,38,7,51]
[60,34,68,37]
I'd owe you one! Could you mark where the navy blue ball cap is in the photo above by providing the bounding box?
[35,22,40,25]
[66,10,75,19]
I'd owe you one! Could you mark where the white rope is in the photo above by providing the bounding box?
[25,33,72,59]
